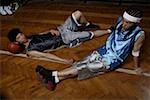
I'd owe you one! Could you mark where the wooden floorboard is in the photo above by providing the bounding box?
[0,1,150,100]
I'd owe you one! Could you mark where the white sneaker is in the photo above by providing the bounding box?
[8,6,11,9]
[4,6,13,15]
[14,2,19,11]
[0,6,7,15]
[11,2,19,12]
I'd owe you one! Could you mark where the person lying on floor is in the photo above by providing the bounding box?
[7,10,107,64]
[35,7,145,91]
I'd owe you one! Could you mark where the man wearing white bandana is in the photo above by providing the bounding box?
[35,7,145,91]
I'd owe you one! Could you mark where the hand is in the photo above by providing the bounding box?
[134,67,143,75]
[50,29,60,36]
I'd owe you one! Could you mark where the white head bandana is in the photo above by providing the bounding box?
[123,11,142,23]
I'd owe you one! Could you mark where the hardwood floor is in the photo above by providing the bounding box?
[0,1,150,100]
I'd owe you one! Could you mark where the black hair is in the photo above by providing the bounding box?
[126,7,143,18]
[7,28,22,42]
[123,7,143,38]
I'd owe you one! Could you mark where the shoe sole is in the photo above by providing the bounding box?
[46,80,56,91]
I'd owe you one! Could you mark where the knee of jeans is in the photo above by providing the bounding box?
[87,62,104,70]
[74,10,82,15]
[73,10,82,19]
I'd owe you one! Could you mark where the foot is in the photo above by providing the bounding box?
[4,6,13,15]
[46,76,57,91]
[35,65,53,82]
[0,6,7,15]
[35,65,57,91]
[10,2,19,12]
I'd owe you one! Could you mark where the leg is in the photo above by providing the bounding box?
[0,0,7,15]
[72,10,89,26]
[35,51,110,91]
[57,66,78,80]
[3,0,13,15]
[72,10,100,31]
[58,10,99,33]
[35,65,78,91]
[57,10,86,32]
[61,30,94,47]
[36,65,78,82]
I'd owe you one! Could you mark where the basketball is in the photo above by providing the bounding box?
[7,42,24,54]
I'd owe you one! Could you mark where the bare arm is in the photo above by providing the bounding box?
[132,33,145,69]
[26,50,73,64]
[38,29,60,36]
[38,30,51,35]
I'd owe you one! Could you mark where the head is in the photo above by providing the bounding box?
[7,28,28,44]
[122,7,143,31]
